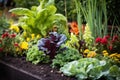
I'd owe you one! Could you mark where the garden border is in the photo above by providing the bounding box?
[0,60,42,80]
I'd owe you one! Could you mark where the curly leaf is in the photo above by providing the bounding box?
[109,65,120,77]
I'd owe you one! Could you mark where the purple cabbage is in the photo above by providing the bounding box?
[38,32,67,59]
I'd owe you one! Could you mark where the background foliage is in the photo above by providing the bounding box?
[14,0,39,9]
[13,0,120,25]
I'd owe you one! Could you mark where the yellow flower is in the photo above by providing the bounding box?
[26,37,30,42]
[102,50,108,53]
[20,41,28,50]
[103,53,109,57]
[31,34,35,40]
[87,51,96,58]
[109,53,120,63]
[16,47,19,51]
[116,54,120,58]
[84,49,90,53]
[36,34,40,39]
[114,58,119,62]
[109,53,117,58]
[10,24,20,33]
[102,50,109,57]
[83,49,90,57]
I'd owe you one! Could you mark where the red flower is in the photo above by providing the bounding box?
[11,34,16,38]
[109,45,113,51]
[112,35,118,42]
[95,37,102,43]
[104,35,110,39]
[14,43,19,47]
[0,47,3,52]
[1,32,9,38]
[101,38,108,45]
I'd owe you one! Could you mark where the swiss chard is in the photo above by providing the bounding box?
[9,0,68,37]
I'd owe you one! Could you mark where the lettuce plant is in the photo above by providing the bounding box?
[52,47,82,68]
[60,58,120,80]
[37,32,67,59]
[26,45,49,64]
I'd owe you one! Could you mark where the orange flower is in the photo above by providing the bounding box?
[69,22,85,35]
[69,22,79,35]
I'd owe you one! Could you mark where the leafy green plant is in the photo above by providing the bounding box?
[0,16,10,35]
[14,0,39,9]
[75,0,108,39]
[52,47,82,68]
[9,0,68,37]
[55,0,77,21]
[65,33,86,53]
[26,45,49,64]
[60,58,120,80]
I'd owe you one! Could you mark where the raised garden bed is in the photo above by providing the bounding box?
[0,56,76,80]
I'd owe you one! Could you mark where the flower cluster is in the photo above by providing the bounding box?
[9,24,20,33]
[83,24,94,49]
[102,50,120,63]
[69,22,79,35]
[83,49,96,58]
[95,35,120,53]
[0,31,28,56]
[109,53,120,63]
[0,31,17,54]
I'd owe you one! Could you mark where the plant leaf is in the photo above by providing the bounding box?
[9,8,34,17]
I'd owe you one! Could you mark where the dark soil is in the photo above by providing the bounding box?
[0,56,76,80]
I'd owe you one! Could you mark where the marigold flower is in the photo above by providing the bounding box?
[87,51,96,58]
[116,54,120,58]
[10,34,16,38]
[10,24,20,33]
[2,32,9,38]
[109,53,117,58]
[20,41,28,50]
[14,43,19,47]
[36,34,40,39]
[83,49,90,53]
[31,34,35,40]
[102,50,109,57]
[26,38,30,42]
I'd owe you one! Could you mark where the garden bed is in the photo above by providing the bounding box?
[0,56,76,80]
